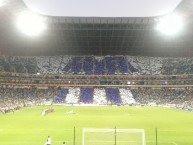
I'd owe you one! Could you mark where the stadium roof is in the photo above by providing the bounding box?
[0,0,193,56]
[23,0,181,17]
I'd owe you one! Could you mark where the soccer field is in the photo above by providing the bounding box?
[0,106,193,145]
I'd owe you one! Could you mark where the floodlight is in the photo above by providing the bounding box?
[156,14,183,35]
[16,11,46,36]
[127,81,131,85]
[0,0,5,7]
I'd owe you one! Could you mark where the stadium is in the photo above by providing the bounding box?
[1,0,193,145]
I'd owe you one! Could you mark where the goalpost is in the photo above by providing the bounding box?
[82,128,145,145]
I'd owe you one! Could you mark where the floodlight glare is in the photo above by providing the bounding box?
[127,81,131,85]
[156,14,183,35]
[17,12,46,36]
[0,0,5,7]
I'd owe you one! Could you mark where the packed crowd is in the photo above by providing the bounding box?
[1,55,193,75]
[1,87,193,113]
[0,87,55,113]
[0,87,136,113]
[1,55,193,113]
[131,88,193,108]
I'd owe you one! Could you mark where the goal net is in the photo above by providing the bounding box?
[82,128,145,145]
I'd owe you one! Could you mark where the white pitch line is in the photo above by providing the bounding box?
[172,142,178,145]
[158,130,193,134]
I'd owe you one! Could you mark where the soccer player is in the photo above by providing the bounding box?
[45,136,51,145]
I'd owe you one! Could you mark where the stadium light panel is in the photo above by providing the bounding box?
[16,11,46,36]
[156,14,183,35]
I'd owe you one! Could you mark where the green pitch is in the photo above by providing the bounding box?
[0,106,193,145]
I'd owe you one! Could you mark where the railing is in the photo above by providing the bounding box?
[0,72,193,87]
